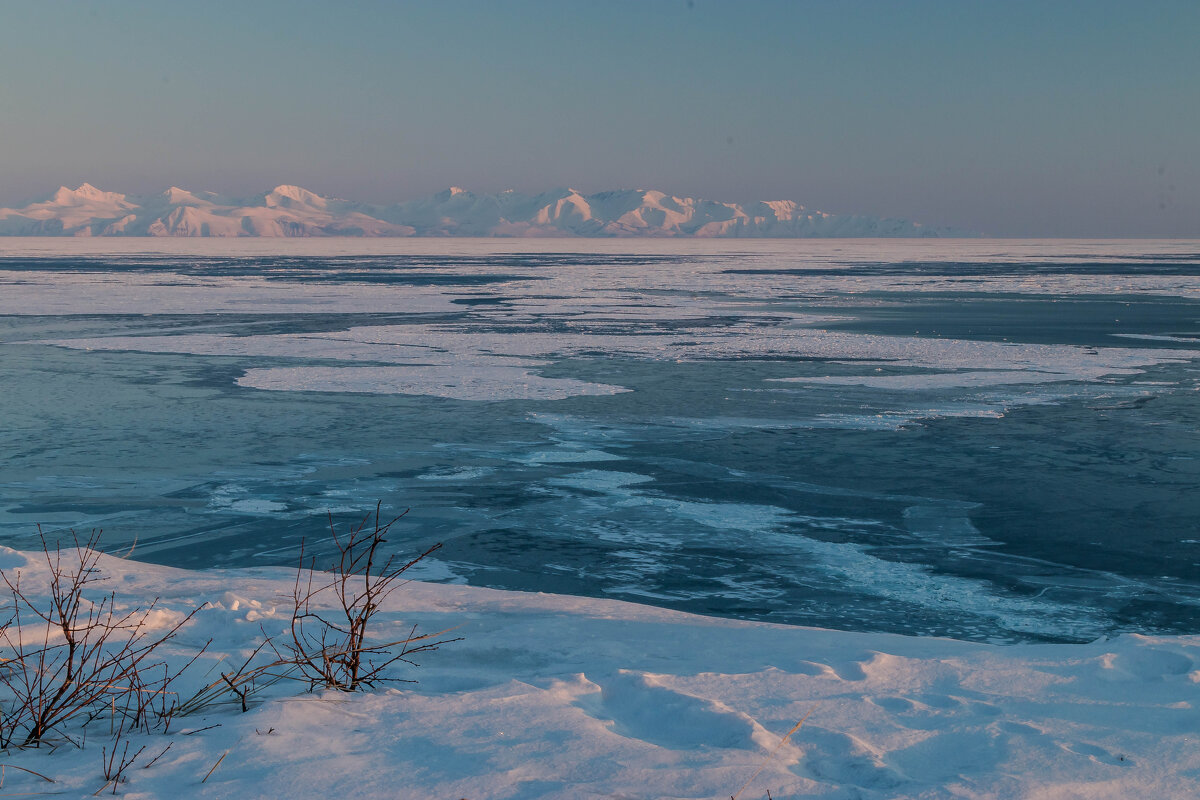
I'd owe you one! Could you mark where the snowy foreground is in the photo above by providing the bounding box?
[1,547,1198,800]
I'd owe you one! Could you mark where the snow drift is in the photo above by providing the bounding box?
[0,545,1195,799]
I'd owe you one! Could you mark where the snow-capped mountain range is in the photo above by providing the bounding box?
[0,183,974,237]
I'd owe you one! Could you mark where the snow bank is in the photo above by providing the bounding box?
[0,547,1197,799]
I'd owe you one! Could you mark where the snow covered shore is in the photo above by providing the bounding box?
[0,546,1197,799]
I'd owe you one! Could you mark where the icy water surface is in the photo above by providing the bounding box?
[1,238,1198,643]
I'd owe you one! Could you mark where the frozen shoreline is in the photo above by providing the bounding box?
[1,545,1197,799]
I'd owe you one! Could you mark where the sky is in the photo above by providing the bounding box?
[0,0,1196,237]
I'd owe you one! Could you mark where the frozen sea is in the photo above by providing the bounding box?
[1,238,1198,643]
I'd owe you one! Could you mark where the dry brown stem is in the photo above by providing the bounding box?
[201,750,228,783]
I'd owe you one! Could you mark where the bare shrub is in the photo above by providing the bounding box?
[0,504,458,759]
[0,530,203,748]
[280,504,459,692]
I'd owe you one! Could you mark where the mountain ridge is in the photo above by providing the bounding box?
[0,184,977,238]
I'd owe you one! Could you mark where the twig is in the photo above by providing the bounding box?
[220,673,248,713]
[730,707,814,800]
[201,751,228,784]
[181,724,221,736]
[141,742,172,769]
[116,536,138,560]
[0,766,54,784]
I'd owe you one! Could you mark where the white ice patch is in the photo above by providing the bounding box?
[0,271,460,316]
[42,332,469,365]
[208,484,288,515]
[546,470,655,491]
[1111,333,1200,343]
[771,370,1079,389]
[415,467,497,482]
[236,365,630,401]
[227,499,287,513]
[514,448,627,465]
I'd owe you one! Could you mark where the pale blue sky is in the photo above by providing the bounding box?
[0,0,1196,236]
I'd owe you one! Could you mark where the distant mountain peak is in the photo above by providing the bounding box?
[433,186,473,201]
[0,183,976,238]
[263,185,327,208]
[157,186,208,206]
[47,182,126,205]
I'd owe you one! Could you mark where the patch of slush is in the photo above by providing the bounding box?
[689,505,1104,640]
[541,469,1108,641]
